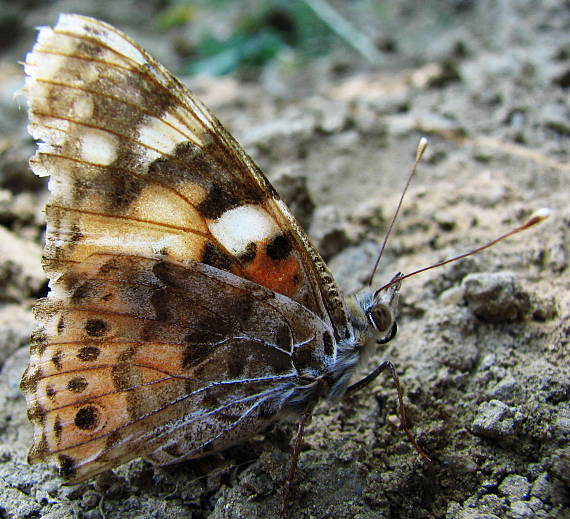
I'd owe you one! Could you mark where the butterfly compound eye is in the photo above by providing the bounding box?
[368,303,394,333]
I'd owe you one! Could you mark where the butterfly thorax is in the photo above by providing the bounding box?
[282,276,402,414]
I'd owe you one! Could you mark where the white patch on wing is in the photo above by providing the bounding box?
[136,112,193,154]
[79,130,118,165]
[24,51,66,83]
[72,96,94,120]
[208,205,278,255]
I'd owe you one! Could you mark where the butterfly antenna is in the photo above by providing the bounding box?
[374,207,552,297]
[366,138,429,287]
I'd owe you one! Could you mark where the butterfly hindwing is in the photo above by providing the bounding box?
[21,253,335,483]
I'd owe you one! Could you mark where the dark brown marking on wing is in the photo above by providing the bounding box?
[105,429,122,451]
[99,257,122,275]
[118,347,137,363]
[202,242,233,271]
[71,281,96,303]
[30,330,47,356]
[57,316,65,335]
[234,295,254,322]
[182,342,216,370]
[44,178,208,238]
[54,415,63,442]
[227,353,248,379]
[46,385,57,399]
[67,376,89,393]
[197,184,240,220]
[27,402,46,425]
[292,340,319,371]
[151,260,179,287]
[112,363,133,391]
[51,350,63,370]
[45,28,250,185]
[238,242,257,264]
[266,233,292,261]
[84,318,108,337]
[74,406,100,430]
[70,223,84,242]
[105,171,145,213]
[323,331,334,357]
[76,39,104,58]
[275,325,291,351]
[150,288,172,322]
[20,368,43,394]
[77,346,101,362]
[58,454,77,479]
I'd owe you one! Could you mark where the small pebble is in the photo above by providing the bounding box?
[462,272,530,322]
[471,400,523,438]
[530,472,552,502]
[498,474,530,500]
[509,500,535,519]
[488,373,517,400]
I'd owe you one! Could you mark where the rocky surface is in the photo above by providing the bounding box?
[0,1,568,518]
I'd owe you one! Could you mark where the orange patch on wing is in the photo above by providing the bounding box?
[244,249,302,298]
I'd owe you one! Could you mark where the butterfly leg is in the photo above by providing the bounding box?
[346,360,431,463]
[280,410,311,514]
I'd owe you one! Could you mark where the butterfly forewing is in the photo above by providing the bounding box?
[25,14,348,335]
[22,13,348,482]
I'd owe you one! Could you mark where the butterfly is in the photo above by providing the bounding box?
[20,13,420,489]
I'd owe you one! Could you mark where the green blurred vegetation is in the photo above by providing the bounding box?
[156,0,340,76]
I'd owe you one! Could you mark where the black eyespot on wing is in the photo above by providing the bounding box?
[84,319,108,337]
[266,234,292,261]
[74,406,100,430]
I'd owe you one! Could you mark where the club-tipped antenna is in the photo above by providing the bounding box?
[366,138,429,287]
[373,208,552,298]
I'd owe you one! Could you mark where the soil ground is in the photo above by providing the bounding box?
[0,1,568,518]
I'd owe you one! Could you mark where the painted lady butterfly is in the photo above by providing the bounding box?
[20,13,438,489]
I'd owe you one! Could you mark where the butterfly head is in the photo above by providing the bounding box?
[348,273,403,347]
